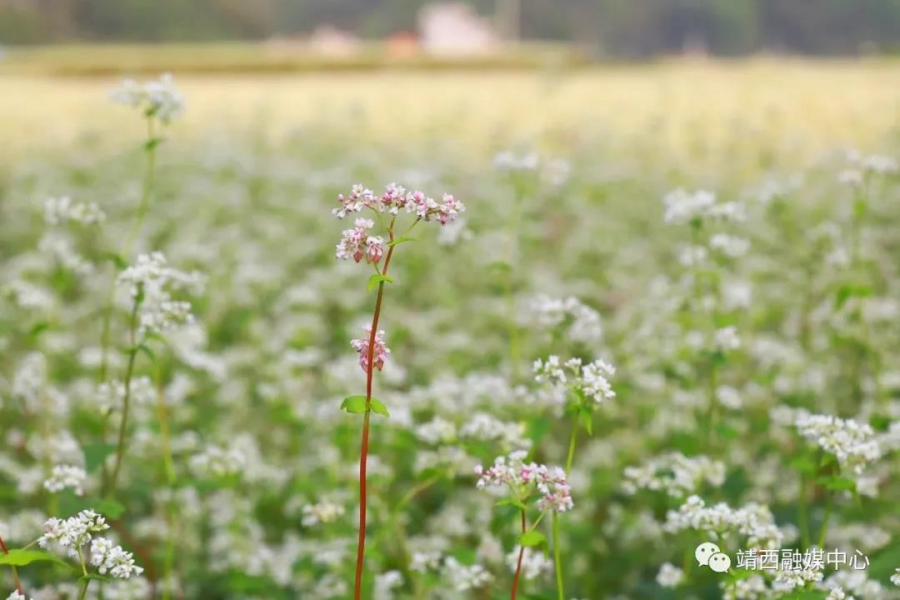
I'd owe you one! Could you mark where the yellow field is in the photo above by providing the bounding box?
[3,59,899,170]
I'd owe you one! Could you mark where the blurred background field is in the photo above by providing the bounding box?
[2,3,900,600]
[3,59,899,173]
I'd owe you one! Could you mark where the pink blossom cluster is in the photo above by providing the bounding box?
[334,183,465,225]
[350,326,391,373]
[475,451,574,512]
[335,218,385,264]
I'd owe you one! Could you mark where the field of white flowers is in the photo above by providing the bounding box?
[1,63,899,600]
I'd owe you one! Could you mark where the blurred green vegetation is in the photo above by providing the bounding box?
[1,0,899,56]
[0,41,589,76]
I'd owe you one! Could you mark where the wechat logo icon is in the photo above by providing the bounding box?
[695,542,731,573]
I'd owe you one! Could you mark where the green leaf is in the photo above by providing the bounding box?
[834,283,871,309]
[101,252,129,270]
[369,398,391,418]
[28,322,51,339]
[817,475,856,492]
[340,396,368,415]
[83,443,117,473]
[0,549,70,568]
[519,531,546,547]
[58,492,126,520]
[367,273,394,292]
[388,236,417,247]
[495,498,528,511]
[579,406,593,436]
[137,343,156,362]
[789,455,817,475]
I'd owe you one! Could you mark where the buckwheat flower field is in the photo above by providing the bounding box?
[1,62,900,600]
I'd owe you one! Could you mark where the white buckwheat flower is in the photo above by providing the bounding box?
[110,73,184,124]
[795,413,881,474]
[301,501,346,527]
[656,563,684,588]
[90,537,144,579]
[38,510,110,557]
[43,465,87,495]
[506,546,553,580]
[117,253,198,335]
[623,453,726,497]
[534,355,616,405]
[44,196,106,226]
[714,327,741,352]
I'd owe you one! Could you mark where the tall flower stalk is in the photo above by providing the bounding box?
[98,74,184,496]
[332,184,464,599]
[533,355,616,600]
[475,450,573,599]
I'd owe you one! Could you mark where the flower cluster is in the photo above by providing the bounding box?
[533,355,616,405]
[506,546,553,580]
[117,252,198,335]
[475,451,573,512]
[838,149,899,186]
[529,295,603,344]
[301,501,346,527]
[189,445,246,478]
[890,568,900,587]
[441,557,493,591]
[44,196,106,226]
[38,510,109,557]
[656,563,684,588]
[664,495,785,550]
[43,465,87,495]
[622,453,726,497]
[110,73,185,124]
[335,218,384,264]
[795,413,882,474]
[663,188,746,225]
[333,183,464,224]
[772,566,824,592]
[90,537,144,579]
[350,325,391,373]
[714,326,741,352]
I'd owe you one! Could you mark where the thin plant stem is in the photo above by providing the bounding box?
[354,222,397,600]
[565,424,578,473]
[553,422,578,600]
[99,115,159,490]
[107,296,141,496]
[552,512,564,600]
[155,364,177,600]
[798,473,810,550]
[100,116,158,382]
[818,492,834,548]
[511,509,527,600]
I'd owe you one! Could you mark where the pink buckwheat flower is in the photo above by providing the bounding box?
[334,184,465,226]
[350,326,391,372]
[475,451,573,513]
[336,218,384,264]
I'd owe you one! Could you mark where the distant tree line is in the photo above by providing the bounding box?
[1,0,898,55]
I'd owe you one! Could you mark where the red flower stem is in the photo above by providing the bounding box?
[0,534,24,594]
[511,509,526,600]
[353,225,396,600]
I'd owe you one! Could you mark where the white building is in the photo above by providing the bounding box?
[418,2,498,55]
